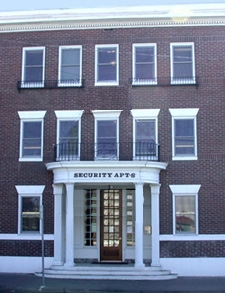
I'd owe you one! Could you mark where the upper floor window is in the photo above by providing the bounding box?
[169,108,199,160]
[170,43,195,84]
[95,45,119,86]
[170,184,200,235]
[131,109,160,160]
[55,110,84,161]
[18,111,46,162]
[132,44,157,85]
[92,110,122,159]
[21,47,45,88]
[16,185,45,234]
[58,46,82,87]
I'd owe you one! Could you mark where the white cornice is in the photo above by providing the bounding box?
[1,4,225,32]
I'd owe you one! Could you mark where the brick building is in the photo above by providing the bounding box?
[0,3,225,278]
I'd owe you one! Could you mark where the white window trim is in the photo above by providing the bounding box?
[58,45,82,87]
[16,185,45,235]
[18,111,46,162]
[169,108,199,161]
[92,110,122,160]
[170,184,201,236]
[55,110,84,160]
[21,47,45,88]
[132,43,157,86]
[95,44,119,86]
[170,42,195,85]
[131,109,160,159]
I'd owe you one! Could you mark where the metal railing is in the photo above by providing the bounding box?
[53,142,160,162]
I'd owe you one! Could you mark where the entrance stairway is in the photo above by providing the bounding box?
[37,264,178,280]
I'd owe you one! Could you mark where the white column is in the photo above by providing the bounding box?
[150,184,161,267]
[52,184,64,266]
[65,183,75,267]
[135,182,145,268]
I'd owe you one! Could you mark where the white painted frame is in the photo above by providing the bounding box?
[55,110,84,160]
[170,42,195,84]
[92,110,122,160]
[131,109,160,160]
[16,185,45,235]
[18,111,46,162]
[58,45,82,87]
[21,47,45,88]
[95,44,119,86]
[169,108,199,161]
[132,43,157,85]
[170,184,201,236]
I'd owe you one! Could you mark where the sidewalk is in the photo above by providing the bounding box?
[0,273,225,293]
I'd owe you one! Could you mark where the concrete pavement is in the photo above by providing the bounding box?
[0,273,225,292]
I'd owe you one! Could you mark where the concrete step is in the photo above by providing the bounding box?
[36,266,178,280]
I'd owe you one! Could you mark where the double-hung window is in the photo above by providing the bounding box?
[132,44,157,85]
[16,185,45,234]
[21,47,45,87]
[169,108,199,160]
[95,45,119,86]
[170,185,200,235]
[170,43,195,84]
[131,109,160,160]
[58,46,82,86]
[55,110,83,161]
[92,110,122,159]
[18,111,46,162]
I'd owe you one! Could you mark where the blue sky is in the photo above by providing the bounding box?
[0,0,223,12]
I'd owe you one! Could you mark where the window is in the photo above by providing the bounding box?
[126,190,135,246]
[131,109,160,160]
[84,190,97,246]
[95,45,119,86]
[16,185,45,234]
[58,46,82,86]
[21,47,45,87]
[55,110,83,160]
[132,44,157,85]
[92,110,122,159]
[170,43,195,84]
[170,185,200,235]
[18,111,46,162]
[169,108,199,160]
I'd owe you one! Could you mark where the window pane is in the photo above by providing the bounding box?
[175,119,195,155]
[97,120,117,156]
[173,46,192,62]
[136,47,154,63]
[25,67,43,82]
[97,47,117,82]
[59,120,79,157]
[61,66,80,81]
[98,65,116,81]
[136,64,154,79]
[22,121,42,157]
[175,196,195,233]
[25,51,43,66]
[59,120,78,140]
[98,48,116,64]
[61,49,80,65]
[174,63,192,78]
[84,190,97,246]
[126,190,135,246]
[22,197,40,232]
[136,120,156,156]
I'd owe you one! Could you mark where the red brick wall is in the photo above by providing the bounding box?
[0,25,225,257]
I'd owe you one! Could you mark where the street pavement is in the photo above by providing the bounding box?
[0,273,225,293]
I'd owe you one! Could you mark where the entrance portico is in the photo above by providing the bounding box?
[47,161,167,269]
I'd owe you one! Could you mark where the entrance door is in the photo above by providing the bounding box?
[100,189,122,261]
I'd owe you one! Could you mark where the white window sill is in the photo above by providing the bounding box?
[172,156,198,161]
[95,82,119,86]
[19,157,43,162]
